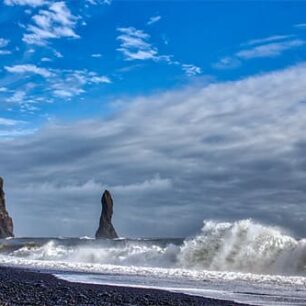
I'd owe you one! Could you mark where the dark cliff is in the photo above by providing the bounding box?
[0,177,14,238]
[95,190,118,239]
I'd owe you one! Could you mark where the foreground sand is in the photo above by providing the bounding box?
[0,266,252,305]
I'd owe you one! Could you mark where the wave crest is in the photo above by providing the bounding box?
[179,219,306,275]
[5,219,306,276]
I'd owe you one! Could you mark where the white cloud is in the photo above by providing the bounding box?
[181,64,201,77]
[0,38,9,48]
[117,26,201,77]
[214,37,305,69]
[4,0,47,6]
[5,64,54,78]
[90,75,111,84]
[294,23,306,29]
[0,38,11,55]
[0,87,8,92]
[86,0,111,5]
[6,93,43,113]
[213,56,241,70]
[4,66,111,102]
[237,39,305,59]
[41,57,52,62]
[21,175,171,196]
[0,118,24,126]
[0,50,11,55]
[91,53,102,58]
[52,87,85,98]
[117,27,159,61]
[6,91,26,103]
[243,35,294,47]
[50,69,111,98]
[23,1,80,45]
[112,175,172,194]
[53,49,63,58]
[147,15,161,26]
[0,128,37,139]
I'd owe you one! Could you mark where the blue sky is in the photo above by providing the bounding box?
[1,0,306,133]
[1,1,306,237]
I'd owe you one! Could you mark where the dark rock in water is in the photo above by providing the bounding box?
[0,177,14,238]
[95,190,118,239]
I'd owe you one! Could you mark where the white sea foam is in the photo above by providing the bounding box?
[1,252,306,288]
[2,220,306,305]
[7,219,306,276]
[1,220,306,285]
[80,236,94,240]
[179,219,306,275]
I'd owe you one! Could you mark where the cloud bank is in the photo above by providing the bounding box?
[2,63,306,238]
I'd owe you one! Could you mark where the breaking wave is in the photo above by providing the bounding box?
[178,220,306,275]
[1,219,306,277]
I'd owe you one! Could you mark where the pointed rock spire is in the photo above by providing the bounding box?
[0,177,14,238]
[95,190,118,239]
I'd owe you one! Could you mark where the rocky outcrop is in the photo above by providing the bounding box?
[95,190,118,239]
[0,177,14,238]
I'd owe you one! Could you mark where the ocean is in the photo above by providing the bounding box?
[1,219,306,306]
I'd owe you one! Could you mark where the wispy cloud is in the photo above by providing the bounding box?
[181,64,202,77]
[117,27,159,61]
[41,57,52,62]
[215,36,305,69]
[23,1,80,45]
[0,38,11,55]
[5,64,54,78]
[213,56,241,70]
[53,49,63,58]
[243,35,294,47]
[147,15,161,26]
[6,90,27,104]
[0,117,24,127]
[237,39,305,59]
[50,69,111,98]
[91,53,102,58]
[5,89,47,113]
[5,65,111,103]
[0,125,37,140]
[86,0,112,5]
[0,50,11,55]
[117,26,201,77]
[4,0,47,6]
[294,23,306,29]
[0,38,9,48]
[0,116,32,140]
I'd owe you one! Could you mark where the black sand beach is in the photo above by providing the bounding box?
[0,266,252,306]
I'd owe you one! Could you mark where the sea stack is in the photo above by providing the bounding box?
[95,190,118,239]
[0,177,14,238]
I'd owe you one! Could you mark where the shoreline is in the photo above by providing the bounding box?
[0,266,252,305]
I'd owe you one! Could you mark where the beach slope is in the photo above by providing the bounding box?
[0,266,251,305]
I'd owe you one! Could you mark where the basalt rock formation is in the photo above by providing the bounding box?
[0,177,14,238]
[95,190,118,239]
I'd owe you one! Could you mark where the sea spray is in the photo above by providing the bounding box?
[178,220,306,275]
[2,219,306,276]
[10,239,180,268]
